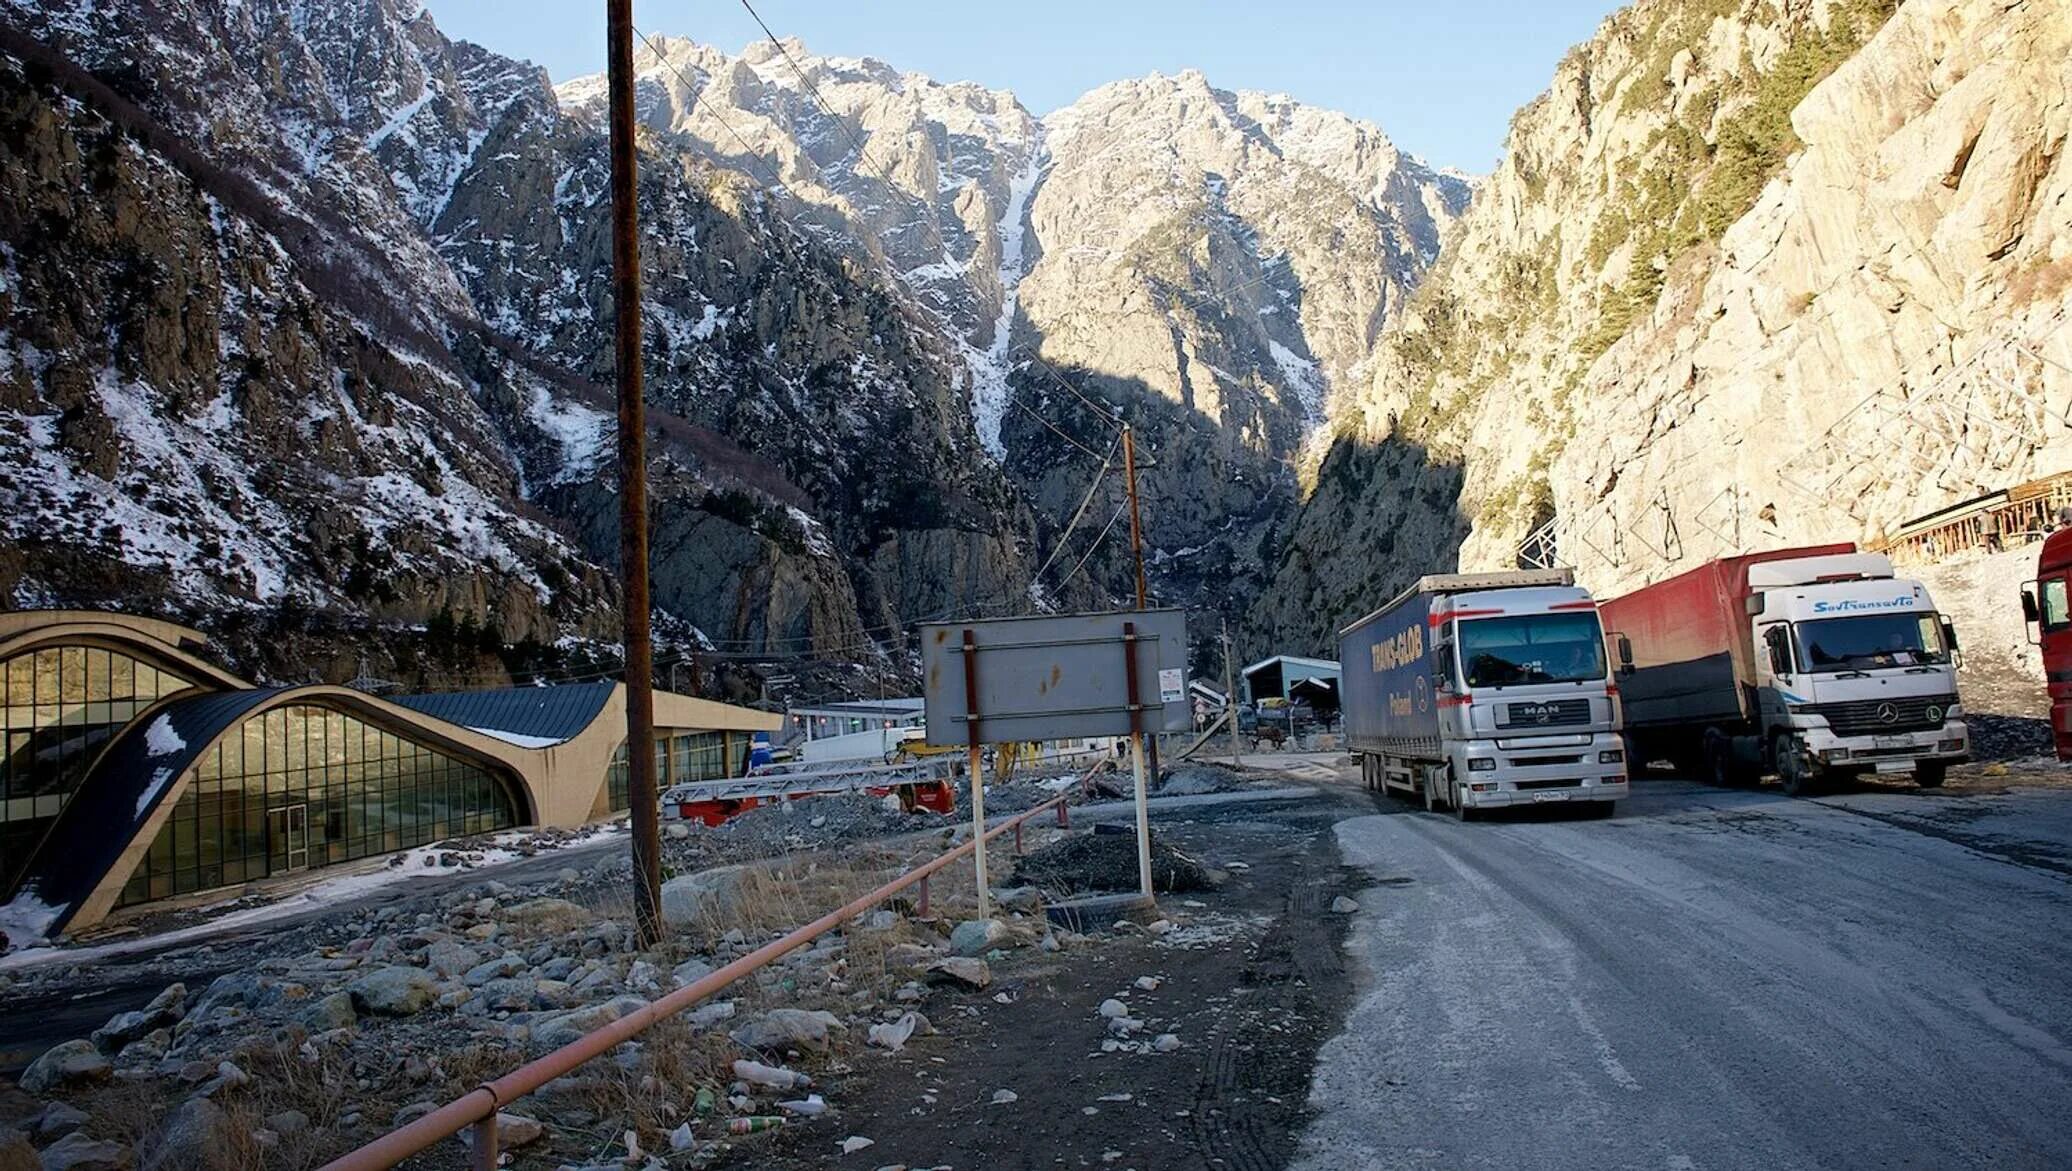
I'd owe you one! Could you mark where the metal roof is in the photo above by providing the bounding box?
[7,688,286,934]
[392,681,615,747]
[1241,654,1341,677]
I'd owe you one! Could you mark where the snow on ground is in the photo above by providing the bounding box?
[0,894,68,954]
[0,823,626,973]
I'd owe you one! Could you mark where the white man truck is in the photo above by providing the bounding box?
[1599,545,1968,794]
[1339,569,1628,820]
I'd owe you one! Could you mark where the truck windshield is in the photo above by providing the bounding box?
[1797,613,1948,670]
[1458,612,1607,688]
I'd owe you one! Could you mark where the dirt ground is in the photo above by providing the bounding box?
[718,789,1373,1171]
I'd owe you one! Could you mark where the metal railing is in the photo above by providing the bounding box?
[319,763,1107,1170]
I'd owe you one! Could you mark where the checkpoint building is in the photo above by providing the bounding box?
[0,610,780,940]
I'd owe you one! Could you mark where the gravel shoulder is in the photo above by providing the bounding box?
[729,790,1375,1170]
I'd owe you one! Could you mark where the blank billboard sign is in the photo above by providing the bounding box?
[920,609,1191,746]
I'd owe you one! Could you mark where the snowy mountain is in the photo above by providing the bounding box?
[0,0,1466,681]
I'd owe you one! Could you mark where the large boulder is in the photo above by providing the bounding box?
[949,918,1010,957]
[20,1041,110,1095]
[299,991,358,1032]
[348,967,436,1017]
[729,1009,844,1054]
[924,957,991,990]
[90,984,186,1053]
[37,1134,132,1171]
[659,868,746,928]
[140,1098,225,1171]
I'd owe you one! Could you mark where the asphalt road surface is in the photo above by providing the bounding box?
[1299,778,2072,1170]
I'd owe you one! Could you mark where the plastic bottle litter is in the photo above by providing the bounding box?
[777,1094,827,1117]
[669,1122,696,1151]
[733,1059,813,1090]
[727,1116,786,1135]
[867,1012,921,1052]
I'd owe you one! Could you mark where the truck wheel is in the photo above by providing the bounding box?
[1703,730,1736,787]
[1916,761,1948,789]
[1452,781,1478,822]
[1774,733,1820,797]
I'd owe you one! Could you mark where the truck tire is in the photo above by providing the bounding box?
[1774,732,1821,797]
[1916,761,1948,789]
[1703,730,1733,787]
[1452,780,1479,822]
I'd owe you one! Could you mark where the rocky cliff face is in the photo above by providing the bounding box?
[1,2,1472,678]
[0,0,1061,668]
[1257,0,2072,654]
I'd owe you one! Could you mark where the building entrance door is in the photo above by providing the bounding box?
[268,804,309,873]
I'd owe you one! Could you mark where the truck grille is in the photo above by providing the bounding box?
[1498,699,1591,729]
[1803,694,1955,737]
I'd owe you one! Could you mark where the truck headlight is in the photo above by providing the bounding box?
[1821,748,1849,762]
[1937,738,1964,753]
[1598,749,1624,764]
[1467,758,1496,772]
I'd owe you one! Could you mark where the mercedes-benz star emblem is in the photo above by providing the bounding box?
[1876,702,1899,724]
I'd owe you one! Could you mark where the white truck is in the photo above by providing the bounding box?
[1600,546,1968,793]
[1339,569,1629,820]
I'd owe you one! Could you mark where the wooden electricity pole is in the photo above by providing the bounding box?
[1222,619,1243,767]
[607,0,662,948]
[1120,424,1163,779]
[1121,425,1148,609]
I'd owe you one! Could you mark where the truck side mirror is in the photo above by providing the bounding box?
[1941,618,1960,651]
[1615,634,1635,675]
[1430,641,1454,690]
[2021,585,2040,625]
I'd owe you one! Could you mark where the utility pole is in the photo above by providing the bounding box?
[607,0,662,949]
[1120,424,1162,779]
[1221,619,1242,768]
[1121,425,1148,609]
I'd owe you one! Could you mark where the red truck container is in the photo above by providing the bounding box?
[2023,528,2072,759]
[1598,544,1855,774]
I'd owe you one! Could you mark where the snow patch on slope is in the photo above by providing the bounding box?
[968,145,1043,460]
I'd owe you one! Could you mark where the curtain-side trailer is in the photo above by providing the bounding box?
[1338,570,1627,820]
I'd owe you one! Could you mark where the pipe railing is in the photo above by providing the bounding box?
[320,761,1108,1171]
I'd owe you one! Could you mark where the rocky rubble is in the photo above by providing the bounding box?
[1,829,1151,1168]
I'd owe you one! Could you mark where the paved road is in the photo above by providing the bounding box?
[1298,779,2072,1170]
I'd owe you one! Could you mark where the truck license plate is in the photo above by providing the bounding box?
[1531,791,1569,802]
[1873,736,1912,750]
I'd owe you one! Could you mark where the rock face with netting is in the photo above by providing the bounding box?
[1011,831,1217,895]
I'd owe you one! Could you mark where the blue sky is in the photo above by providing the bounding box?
[420,1,1621,172]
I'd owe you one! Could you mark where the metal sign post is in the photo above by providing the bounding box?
[961,629,990,919]
[921,609,1189,909]
[1121,622,1153,899]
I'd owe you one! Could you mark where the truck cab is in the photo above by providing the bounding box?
[2021,527,2072,759]
[1428,584,1628,815]
[1746,553,1967,790]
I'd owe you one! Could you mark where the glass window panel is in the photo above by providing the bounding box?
[108,653,133,700]
[34,651,58,707]
[59,648,86,706]
[86,650,110,704]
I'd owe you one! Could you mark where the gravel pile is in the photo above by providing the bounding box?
[1156,764,1250,796]
[1012,830,1218,896]
[1966,712,2054,761]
